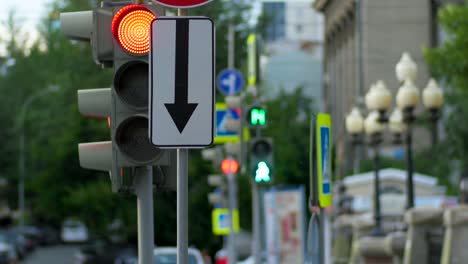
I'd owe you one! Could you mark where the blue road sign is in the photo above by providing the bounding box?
[217,69,244,95]
[216,107,241,137]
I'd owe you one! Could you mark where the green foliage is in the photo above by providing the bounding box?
[0,0,256,249]
[262,87,315,189]
[424,3,468,176]
[0,0,315,252]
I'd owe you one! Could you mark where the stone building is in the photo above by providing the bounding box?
[312,0,460,177]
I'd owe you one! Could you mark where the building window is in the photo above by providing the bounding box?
[296,24,303,34]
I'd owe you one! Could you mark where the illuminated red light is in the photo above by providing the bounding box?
[111,5,156,54]
[221,158,239,174]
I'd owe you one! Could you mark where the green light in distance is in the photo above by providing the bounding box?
[250,108,266,126]
[255,161,271,183]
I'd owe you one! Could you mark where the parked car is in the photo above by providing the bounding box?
[114,247,137,264]
[61,219,89,243]
[0,233,17,264]
[0,231,27,260]
[38,226,60,245]
[72,241,135,264]
[11,226,39,252]
[154,247,204,264]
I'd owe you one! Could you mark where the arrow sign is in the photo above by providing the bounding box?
[150,17,214,148]
[164,19,198,133]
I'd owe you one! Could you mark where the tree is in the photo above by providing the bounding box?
[0,0,256,249]
[424,3,468,183]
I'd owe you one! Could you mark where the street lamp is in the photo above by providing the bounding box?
[364,111,385,236]
[396,79,420,210]
[346,107,364,140]
[422,79,444,145]
[18,85,60,227]
[388,108,407,144]
[366,80,392,122]
[396,52,418,83]
[346,107,365,174]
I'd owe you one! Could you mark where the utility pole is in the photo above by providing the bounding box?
[227,20,238,264]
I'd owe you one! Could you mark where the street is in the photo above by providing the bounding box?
[21,245,79,264]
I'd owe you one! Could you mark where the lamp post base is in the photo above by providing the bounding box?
[371,226,385,237]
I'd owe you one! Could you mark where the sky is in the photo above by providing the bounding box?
[0,0,268,55]
[0,0,51,55]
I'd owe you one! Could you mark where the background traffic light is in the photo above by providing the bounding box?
[249,137,274,183]
[246,105,267,128]
[61,2,172,193]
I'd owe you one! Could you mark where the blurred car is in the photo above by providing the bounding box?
[61,219,89,243]
[11,226,39,252]
[38,226,60,245]
[0,233,17,264]
[237,256,268,264]
[72,240,113,264]
[114,247,137,264]
[1,231,27,260]
[72,240,136,264]
[154,247,204,264]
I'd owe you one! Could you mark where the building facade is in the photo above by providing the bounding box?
[261,0,324,106]
[312,0,458,177]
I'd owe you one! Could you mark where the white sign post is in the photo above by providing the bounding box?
[150,17,214,148]
[150,16,214,264]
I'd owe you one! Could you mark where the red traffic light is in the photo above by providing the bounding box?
[111,5,156,55]
[221,158,239,175]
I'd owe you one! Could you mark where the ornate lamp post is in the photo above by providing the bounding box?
[346,107,364,176]
[388,108,407,144]
[395,52,420,209]
[422,79,444,145]
[364,111,385,236]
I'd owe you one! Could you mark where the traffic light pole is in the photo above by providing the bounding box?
[227,156,238,264]
[135,166,154,264]
[252,126,262,264]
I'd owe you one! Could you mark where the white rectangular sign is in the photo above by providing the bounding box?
[264,187,306,264]
[150,17,215,148]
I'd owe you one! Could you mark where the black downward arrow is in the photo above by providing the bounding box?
[165,19,198,133]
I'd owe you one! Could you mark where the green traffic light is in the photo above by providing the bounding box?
[250,108,266,126]
[255,161,271,183]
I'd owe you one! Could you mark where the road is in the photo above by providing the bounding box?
[21,245,79,264]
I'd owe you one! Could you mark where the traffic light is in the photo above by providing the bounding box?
[207,174,227,207]
[61,2,171,193]
[250,137,273,183]
[246,105,266,128]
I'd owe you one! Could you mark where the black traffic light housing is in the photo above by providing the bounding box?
[249,137,274,184]
[62,2,176,194]
[245,104,267,128]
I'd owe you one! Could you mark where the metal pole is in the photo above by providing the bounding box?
[227,157,237,264]
[406,122,415,209]
[432,118,439,146]
[176,9,189,264]
[135,166,154,264]
[352,144,359,175]
[228,24,234,69]
[19,131,25,228]
[355,0,362,99]
[17,86,59,228]
[372,141,384,236]
[177,149,189,264]
[252,179,261,264]
[321,208,332,264]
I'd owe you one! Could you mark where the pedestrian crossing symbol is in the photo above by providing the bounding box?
[255,161,271,183]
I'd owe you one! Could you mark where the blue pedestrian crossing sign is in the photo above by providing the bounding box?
[316,113,332,208]
[214,103,250,144]
[217,69,244,95]
[212,208,240,235]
